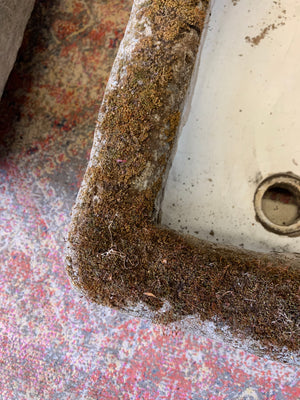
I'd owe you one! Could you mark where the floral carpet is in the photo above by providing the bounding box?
[0,0,299,399]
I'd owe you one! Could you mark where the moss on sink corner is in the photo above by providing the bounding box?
[66,0,300,364]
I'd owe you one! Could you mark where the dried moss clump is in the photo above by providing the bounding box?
[66,0,300,361]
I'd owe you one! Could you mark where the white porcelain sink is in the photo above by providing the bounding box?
[161,0,300,253]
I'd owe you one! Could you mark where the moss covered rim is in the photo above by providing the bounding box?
[65,0,300,364]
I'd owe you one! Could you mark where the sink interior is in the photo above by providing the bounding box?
[160,0,300,253]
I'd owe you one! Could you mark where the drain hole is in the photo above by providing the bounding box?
[261,186,298,226]
[254,173,300,236]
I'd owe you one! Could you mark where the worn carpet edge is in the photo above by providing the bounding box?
[65,0,300,365]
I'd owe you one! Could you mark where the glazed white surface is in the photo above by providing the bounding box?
[161,0,300,253]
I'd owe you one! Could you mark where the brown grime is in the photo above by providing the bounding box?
[66,0,300,361]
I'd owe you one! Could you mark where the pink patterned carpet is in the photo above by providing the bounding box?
[0,0,299,398]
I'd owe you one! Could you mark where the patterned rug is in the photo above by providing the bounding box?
[0,0,299,398]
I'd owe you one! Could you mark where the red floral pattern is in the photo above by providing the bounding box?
[0,0,299,398]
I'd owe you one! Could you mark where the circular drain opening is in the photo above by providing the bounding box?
[262,186,298,226]
[254,173,300,236]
